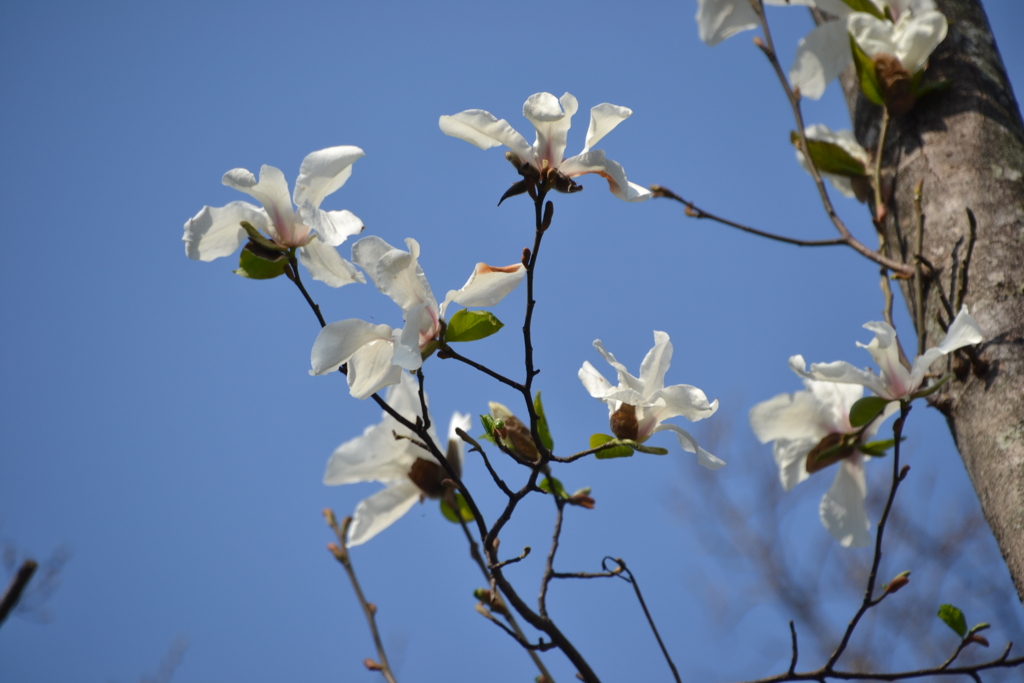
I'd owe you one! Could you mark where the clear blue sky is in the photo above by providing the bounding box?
[2,1,1023,681]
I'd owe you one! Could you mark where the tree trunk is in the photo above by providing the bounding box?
[837,0,1024,600]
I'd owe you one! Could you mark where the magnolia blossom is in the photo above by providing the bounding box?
[184,146,366,287]
[310,236,526,399]
[848,5,948,76]
[439,92,651,202]
[751,379,897,547]
[324,373,471,546]
[695,0,813,47]
[579,331,724,469]
[796,124,870,198]
[790,307,983,402]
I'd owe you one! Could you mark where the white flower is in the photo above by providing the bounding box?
[790,307,983,402]
[310,236,526,399]
[695,0,814,47]
[439,92,651,202]
[184,146,367,287]
[578,331,724,469]
[796,124,870,198]
[750,379,897,547]
[848,6,948,75]
[324,373,471,546]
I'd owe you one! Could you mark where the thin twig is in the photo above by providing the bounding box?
[0,559,38,628]
[284,256,326,328]
[438,345,525,392]
[493,547,532,571]
[913,179,927,356]
[548,443,619,464]
[457,428,513,498]
[788,621,799,675]
[539,501,566,619]
[955,209,977,312]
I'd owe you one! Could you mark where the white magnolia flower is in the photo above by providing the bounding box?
[439,92,651,202]
[751,379,897,547]
[324,372,471,546]
[848,6,948,75]
[796,124,870,198]
[184,146,367,287]
[790,307,983,402]
[310,236,526,399]
[695,0,814,47]
[579,331,724,469]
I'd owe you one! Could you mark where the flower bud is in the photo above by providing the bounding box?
[364,659,383,671]
[966,634,990,647]
[489,402,541,462]
[883,570,911,595]
[610,403,639,441]
[408,458,449,499]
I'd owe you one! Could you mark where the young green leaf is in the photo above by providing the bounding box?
[539,477,569,500]
[849,396,892,427]
[938,604,968,638]
[590,433,635,460]
[533,392,554,451]
[479,414,496,444]
[445,309,504,343]
[234,243,289,280]
[440,493,474,523]
[857,438,899,457]
[850,34,885,106]
[839,0,886,19]
[790,131,868,177]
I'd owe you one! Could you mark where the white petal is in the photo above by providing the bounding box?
[695,0,761,46]
[310,319,395,375]
[749,390,826,443]
[582,103,632,153]
[937,306,984,354]
[848,12,897,61]
[347,482,422,547]
[392,304,429,371]
[223,165,305,246]
[593,339,644,395]
[774,438,815,491]
[653,423,725,469]
[790,20,854,100]
[351,235,395,288]
[301,206,364,248]
[523,92,578,169]
[637,331,672,394]
[183,201,264,261]
[559,150,651,202]
[373,238,437,315]
[439,110,535,166]
[820,458,871,547]
[859,321,914,398]
[447,411,472,472]
[298,238,366,288]
[647,384,718,424]
[789,354,893,400]
[439,263,526,318]
[347,340,404,400]
[293,145,365,210]
[893,10,948,73]
[323,421,413,486]
[579,361,615,401]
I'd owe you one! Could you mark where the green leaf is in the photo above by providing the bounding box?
[626,441,669,455]
[234,242,288,280]
[850,33,885,106]
[838,0,886,19]
[479,414,496,444]
[969,622,992,635]
[445,309,504,343]
[849,396,892,427]
[857,438,898,457]
[790,131,868,177]
[533,392,554,451]
[590,433,635,460]
[909,373,953,401]
[539,477,569,500]
[440,493,474,523]
[938,604,968,638]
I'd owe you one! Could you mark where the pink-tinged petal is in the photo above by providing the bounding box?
[522,92,578,169]
[858,321,914,398]
[893,11,947,73]
[789,354,893,399]
[696,0,760,46]
[310,319,394,376]
[773,438,816,491]
[347,481,422,546]
[439,263,525,318]
[323,420,414,486]
[439,110,535,166]
[298,238,366,288]
[347,340,403,400]
[183,201,265,261]
[637,331,672,394]
[820,458,871,547]
[807,380,864,432]
[301,207,364,248]
[582,103,632,153]
[750,390,827,444]
[790,20,854,100]
[447,412,472,473]
[293,145,365,211]
[559,150,651,202]
[849,13,897,61]
[593,339,644,394]
[392,304,429,371]
[579,361,614,401]
[652,423,726,470]
[223,165,306,246]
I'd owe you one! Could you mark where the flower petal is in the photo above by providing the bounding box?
[893,10,947,73]
[647,385,718,425]
[310,319,395,375]
[183,201,265,261]
[223,165,305,246]
[637,331,672,394]
[749,389,826,444]
[362,237,437,315]
[293,145,365,211]
[298,238,366,288]
[789,354,893,400]
[789,20,854,100]
[773,438,816,491]
[447,411,472,473]
[695,0,761,46]
[858,321,914,398]
[653,423,725,469]
[593,339,644,395]
[439,263,525,318]
[392,304,429,371]
[820,458,871,547]
[579,361,615,402]
[848,12,897,61]
[582,103,632,153]
[347,481,422,546]
[523,92,578,169]
[323,421,414,486]
[347,340,403,400]
[559,150,651,202]
[908,306,982,389]
[438,110,535,165]
[302,207,365,248]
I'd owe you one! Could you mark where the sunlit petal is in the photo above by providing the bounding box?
[347,482,422,547]
[183,201,265,261]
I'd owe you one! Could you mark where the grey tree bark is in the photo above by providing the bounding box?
[837,0,1024,599]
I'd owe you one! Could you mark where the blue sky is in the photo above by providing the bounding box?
[2,1,1023,681]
